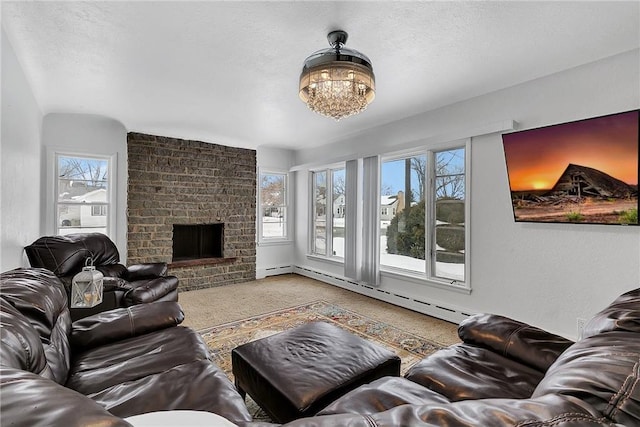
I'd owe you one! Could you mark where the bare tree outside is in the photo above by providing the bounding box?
[435,149,465,200]
[260,174,285,213]
[409,150,465,201]
[58,157,107,189]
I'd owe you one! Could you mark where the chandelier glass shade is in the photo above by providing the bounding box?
[299,31,375,121]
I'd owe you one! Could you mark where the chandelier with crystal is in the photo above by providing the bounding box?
[299,30,375,121]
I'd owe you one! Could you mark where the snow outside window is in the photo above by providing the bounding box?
[380,145,467,286]
[311,167,345,257]
[259,172,288,241]
[56,154,111,236]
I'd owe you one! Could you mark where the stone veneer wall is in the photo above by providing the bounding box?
[127,132,256,291]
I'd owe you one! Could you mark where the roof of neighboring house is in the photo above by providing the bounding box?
[71,188,107,202]
[381,195,398,206]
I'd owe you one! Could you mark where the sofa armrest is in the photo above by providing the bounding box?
[71,301,184,351]
[458,313,574,372]
[0,367,132,427]
[275,395,607,427]
[126,263,168,280]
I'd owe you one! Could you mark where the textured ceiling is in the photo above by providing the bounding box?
[2,1,639,150]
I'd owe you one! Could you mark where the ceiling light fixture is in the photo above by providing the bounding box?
[299,30,375,121]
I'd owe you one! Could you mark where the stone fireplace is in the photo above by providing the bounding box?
[127,132,256,291]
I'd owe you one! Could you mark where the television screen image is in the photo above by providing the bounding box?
[502,110,639,225]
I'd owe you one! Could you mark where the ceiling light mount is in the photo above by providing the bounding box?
[327,30,348,50]
[299,30,375,121]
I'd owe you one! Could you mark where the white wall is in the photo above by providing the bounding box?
[256,146,295,278]
[1,28,43,271]
[293,49,640,339]
[41,114,128,260]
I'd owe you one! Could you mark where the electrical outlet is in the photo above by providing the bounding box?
[576,317,587,340]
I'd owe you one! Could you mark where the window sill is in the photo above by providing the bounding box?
[306,254,344,266]
[258,239,293,247]
[380,268,471,294]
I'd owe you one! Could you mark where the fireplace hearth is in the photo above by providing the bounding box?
[172,223,223,262]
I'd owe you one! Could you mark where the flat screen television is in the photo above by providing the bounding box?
[502,109,639,225]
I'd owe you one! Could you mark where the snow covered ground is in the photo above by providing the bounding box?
[265,217,464,281]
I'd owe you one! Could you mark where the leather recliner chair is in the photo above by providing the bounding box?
[25,233,179,320]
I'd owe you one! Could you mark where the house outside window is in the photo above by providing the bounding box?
[312,171,327,255]
[332,168,346,257]
[56,154,110,236]
[91,205,107,216]
[259,171,289,241]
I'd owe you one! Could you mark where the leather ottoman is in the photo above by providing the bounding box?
[231,321,401,423]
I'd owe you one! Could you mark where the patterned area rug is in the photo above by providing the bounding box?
[199,300,444,421]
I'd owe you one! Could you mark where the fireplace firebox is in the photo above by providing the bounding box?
[172,223,223,261]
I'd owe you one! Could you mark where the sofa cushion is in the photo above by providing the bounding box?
[66,326,211,394]
[405,343,544,400]
[0,268,72,384]
[532,331,640,426]
[582,288,640,339]
[0,367,131,427]
[88,360,252,423]
[318,376,450,416]
[71,301,184,351]
[278,394,614,427]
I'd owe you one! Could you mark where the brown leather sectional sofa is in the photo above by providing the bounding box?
[252,287,640,427]
[0,267,251,427]
[2,264,638,427]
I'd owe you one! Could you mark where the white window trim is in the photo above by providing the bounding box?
[378,138,471,291]
[47,149,117,239]
[257,169,292,245]
[308,165,346,261]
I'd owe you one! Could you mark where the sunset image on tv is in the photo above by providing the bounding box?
[502,110,639,225]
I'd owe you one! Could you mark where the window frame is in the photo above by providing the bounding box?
[379,139,471,291]
[258,169,291,244]
[51,151,116,239]
[309,164,346,260]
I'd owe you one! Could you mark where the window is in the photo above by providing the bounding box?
[380,154,427,273]
[332,168,346,257]
[259,172,288,241]
[312,171,327,255]
[432,148,466,282]
[91,205,107,216]
[311,167,345,257]
[56,154,110,235]
[379,144,467,286]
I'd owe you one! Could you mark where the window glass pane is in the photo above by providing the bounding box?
[260,173,287,239]
[380,155,426,272]
[58,156,108,203]
[433,148,465,281]
[332,168,346,257]
[313,171,327,255]
[262,207,286,238]
[58,204,107,234]
[260,174,285,207]
[57,155,109,235]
